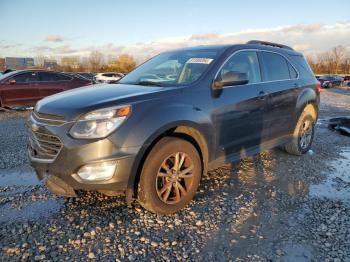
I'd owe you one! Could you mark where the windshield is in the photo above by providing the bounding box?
[119,50,218,87]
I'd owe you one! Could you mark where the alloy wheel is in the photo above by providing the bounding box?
[299,118,313,150]
[156,152,194,204]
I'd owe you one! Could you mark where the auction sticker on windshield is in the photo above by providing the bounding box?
[187,58,213,64]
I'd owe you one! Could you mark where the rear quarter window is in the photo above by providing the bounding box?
[288,55,314,79]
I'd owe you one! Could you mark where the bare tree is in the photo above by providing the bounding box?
[35,54,47,68]
[331,45,346,74]
[89,51,103,72]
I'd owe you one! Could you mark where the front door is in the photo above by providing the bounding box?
[1,72,40,106]
[213,50,268,161]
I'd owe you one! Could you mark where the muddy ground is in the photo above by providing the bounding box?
[0,88,349,261]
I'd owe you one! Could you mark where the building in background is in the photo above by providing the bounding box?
[5,57,34,69]
[43,59,58,69]
[0,58,5,71]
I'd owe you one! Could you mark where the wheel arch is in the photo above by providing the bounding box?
[295,88,319,122]
[127,122,209,197]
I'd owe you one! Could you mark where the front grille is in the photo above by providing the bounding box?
[32,111,66,126]
[29,131,62,161]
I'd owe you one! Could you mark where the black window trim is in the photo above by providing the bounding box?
[214,49,300,89]
[8,71,73,83]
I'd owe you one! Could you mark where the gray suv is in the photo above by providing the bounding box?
[27,40,320,214]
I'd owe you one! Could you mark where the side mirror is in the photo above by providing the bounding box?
[9,79,16,85]
[213,71,248,89]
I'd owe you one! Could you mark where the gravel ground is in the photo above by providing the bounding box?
[0,88,350,261]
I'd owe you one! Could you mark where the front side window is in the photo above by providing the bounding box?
[12,72,39,83]
[219,51,261,84]
[261,52,290,81]
[119,50,218,86]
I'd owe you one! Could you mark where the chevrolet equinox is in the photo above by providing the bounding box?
[27,40,320,214]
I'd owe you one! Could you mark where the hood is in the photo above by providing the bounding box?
[35,83,171,120]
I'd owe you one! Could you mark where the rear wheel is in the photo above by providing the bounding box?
[137,137,201,214]
[285,111,315,155]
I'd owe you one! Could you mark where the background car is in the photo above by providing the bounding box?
[0,70,93,107]
[94,72,124,83]
[318,75,343,88]
[343,75,350,81]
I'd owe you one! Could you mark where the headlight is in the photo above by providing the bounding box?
[69,105,131,139]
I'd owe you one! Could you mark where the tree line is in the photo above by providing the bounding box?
[35,45,350,75]
[36,51,136,73]
[307,45,350,75]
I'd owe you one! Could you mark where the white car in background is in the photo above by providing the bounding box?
[94,72,124,83]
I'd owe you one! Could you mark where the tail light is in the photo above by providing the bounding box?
[316,81,321,93]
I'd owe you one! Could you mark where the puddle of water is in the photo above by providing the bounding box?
[0,199,62,223]
[0,166,39,187]
[282,244,313,262]
[310,150,350,202]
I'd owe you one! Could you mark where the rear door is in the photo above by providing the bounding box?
[1,72,40,106]
[258,51,299,141]
[213,50,268,159]
[37,72,72,98]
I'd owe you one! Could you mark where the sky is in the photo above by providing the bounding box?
[1,0,350,62]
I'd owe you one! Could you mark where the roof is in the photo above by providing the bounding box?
[169,40,301,55]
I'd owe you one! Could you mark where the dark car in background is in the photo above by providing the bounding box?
[343,75,350,81]
[0,70,93,107]
[27,40,319,214]
[318,75,344,88]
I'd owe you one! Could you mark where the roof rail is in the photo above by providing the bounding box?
[246,40,294,51]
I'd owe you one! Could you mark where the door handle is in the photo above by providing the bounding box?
[258,91,268,100]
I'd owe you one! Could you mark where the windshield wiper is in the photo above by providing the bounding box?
[136,80,164,87]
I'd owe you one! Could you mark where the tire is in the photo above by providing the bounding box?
[284,110,315,156]
[137,137,202,214]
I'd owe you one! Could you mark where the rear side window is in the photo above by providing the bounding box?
[289,55,314,78]
[103,73,114,77]
[261,52,290,81]
[220,51,261,84]
[12,72,39,83]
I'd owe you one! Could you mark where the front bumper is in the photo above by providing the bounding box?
[27,112,140,195]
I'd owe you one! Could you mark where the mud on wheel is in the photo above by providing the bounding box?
[285,110,315,155]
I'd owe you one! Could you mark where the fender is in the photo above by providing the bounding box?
[295,87,319,122]
[118,101,214,195]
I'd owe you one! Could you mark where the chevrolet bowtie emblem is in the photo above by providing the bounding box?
[31,123,39,132]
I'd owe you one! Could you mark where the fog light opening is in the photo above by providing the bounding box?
[76,161,117,182]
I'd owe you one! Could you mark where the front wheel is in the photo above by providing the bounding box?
[137,137,201,214]
[285,111,315,155]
